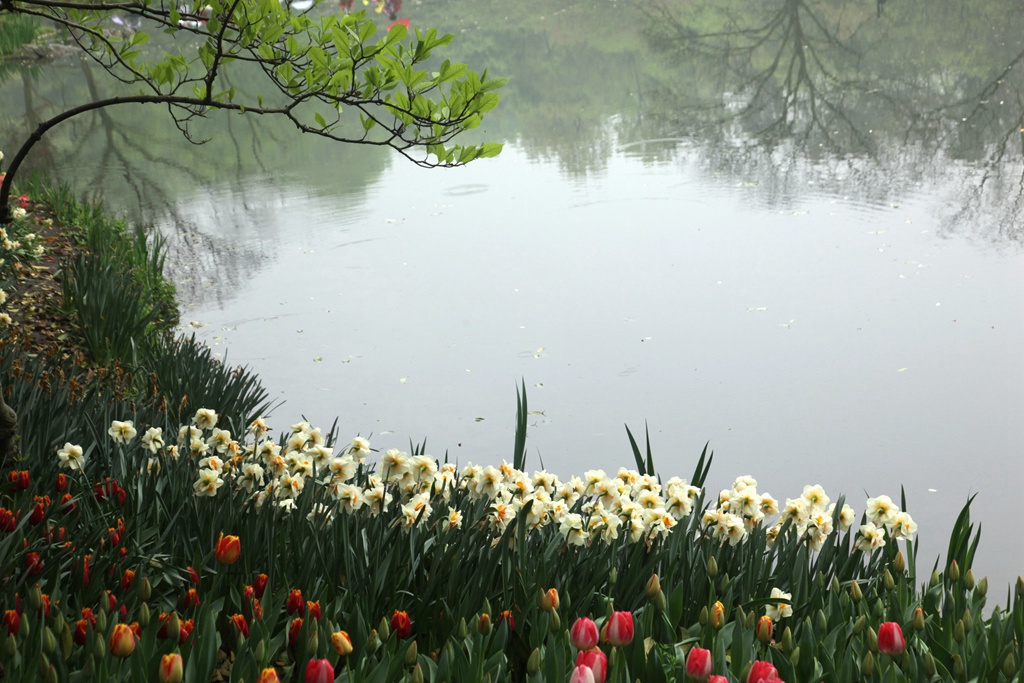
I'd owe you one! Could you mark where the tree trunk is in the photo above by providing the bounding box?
[0,382,17,469]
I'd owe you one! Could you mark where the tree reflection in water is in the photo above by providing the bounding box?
[633,0,1024,245]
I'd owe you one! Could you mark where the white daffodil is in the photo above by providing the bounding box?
[765,588,793,621]
[108,420,137,444]
[193,408,219,430]
[57,442,85,470]
[141,427,164,454]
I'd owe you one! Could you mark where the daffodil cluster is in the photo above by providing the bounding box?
[78,411,917,555]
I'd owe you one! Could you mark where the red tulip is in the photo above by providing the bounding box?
[18,195,29,209]
[215,533,241,564]
[286,589,305,615]
[288,617,303,646]
[122,568,136,593]
[755,615,774,644]
[575,648,607,683]
[2,610,19,637]
[304,658,334,683]
[186,566,200,585]
[231,613,249,639]
[73,619,88,645]
[877,621,906,656]
[253,573,269,598]
[0,508,16,532]
[307,600,321,621]
[498,609,515,631]
[183,588,200,609]
[686,647,712,681]
[602,611,634,647]
[391,609,412,638]
[25,551,42,576]
[570,617,599,650]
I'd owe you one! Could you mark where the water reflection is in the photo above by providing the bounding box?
[627,0,1024,245]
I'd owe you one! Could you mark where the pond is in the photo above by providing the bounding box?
[1,0,1022,591]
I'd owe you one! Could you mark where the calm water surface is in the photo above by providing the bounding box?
[2,0,1022,589]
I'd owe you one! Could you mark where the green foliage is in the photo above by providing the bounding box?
[0,13,39,56]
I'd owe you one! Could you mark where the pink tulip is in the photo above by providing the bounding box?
[748,660,781,683]
[877,621,906,656]
[686,646,712,681]
[570,665,596,683]
[570,617,599,650]
[575,648,608,683]
[602,611,634,647]
[709,677,729,683]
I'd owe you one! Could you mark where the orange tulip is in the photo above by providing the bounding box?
[215,533,241,564]
[256,668,281,683]
[109,623,136,657]
[541,588,559,613]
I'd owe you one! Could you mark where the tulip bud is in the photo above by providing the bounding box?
[710,601,726,630]
[892,550,905,574]
[37,652,51,679]
[718,573,730,593]
[744,609,755,630]
[913,608,925,632]
[815,570,824,589]
[82,654,95,678]
[306,627,319,656]
[929,570,941,589]
[2,634,16,659]
[645,575,661,600]
[527,647,540,675]
[167,613,181,643]
[18,612,29,639]
[961,608,973,633]
[30,585,43,612]
[853,614,866,635]
[964,569,975,591]
[43,662,57,683]
[60,622,72,660]
[139,576,152,602]
[698,606,709,626]
[839,590,850,611]
[139,603,151,628]
[95,608,107,634]
[653,591,667,613]
[755,615,773,644]
[410,663,423,683]
[43,627,56,655]
[1016,575,1024,598]
[477,613,492,636]
[953,619,965,643]
[830,576,841,594]
[883,570,895,591]
[94,632,106,660]
[977,577,988,596]
[378,616,390,641]
[862,651,875,676]
[953,654,964,677]
[850,581,863,603]
[609,567,617,586]
[405,640,418,666]
[924,652,936,677]
[458,618,468,639]
[815,609,827,633]
[1004,652,1017,679]
[872,599,884,620]
[948,560,960,583]
[550,610,561,633]
[706,556,718,579]
[866,626,877,653]
[365,629,379,654]
[780,627,793,653]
